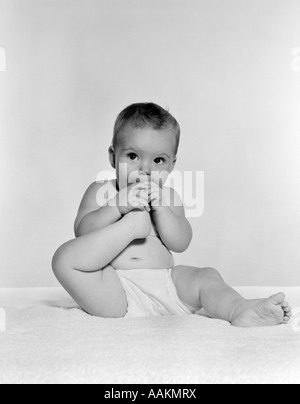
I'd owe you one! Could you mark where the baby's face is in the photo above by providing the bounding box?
[110,125,177,190]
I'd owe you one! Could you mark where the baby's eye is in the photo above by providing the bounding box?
[154,158,166,165]
[127,153,139,162]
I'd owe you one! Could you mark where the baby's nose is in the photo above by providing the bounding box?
[140,161,152,176]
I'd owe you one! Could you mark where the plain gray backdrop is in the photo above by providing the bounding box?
[0,0,300,287]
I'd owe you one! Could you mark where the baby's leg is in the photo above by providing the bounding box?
[172,266,292,327]
[52,218,137,318]
[53,263,127,318]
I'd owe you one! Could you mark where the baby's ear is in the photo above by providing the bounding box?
[108,146,116,169]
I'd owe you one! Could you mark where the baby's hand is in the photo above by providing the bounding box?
[116,182,151,216]
[148,181,166,212]
[123,209,152,239]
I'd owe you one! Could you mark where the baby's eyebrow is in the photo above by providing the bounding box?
[121,148,138,152]
[159,153,171,158]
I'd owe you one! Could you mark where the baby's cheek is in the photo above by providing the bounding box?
[151,170,170,186]
[117,162,131,189]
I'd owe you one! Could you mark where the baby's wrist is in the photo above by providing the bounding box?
[117,205,125,217]
[121,213,139,237]
[106,197,124,219]
[114,196,126,217]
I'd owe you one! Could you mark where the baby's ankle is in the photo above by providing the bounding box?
[229,297,248,323]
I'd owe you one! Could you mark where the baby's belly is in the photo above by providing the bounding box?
[110,236,174,270]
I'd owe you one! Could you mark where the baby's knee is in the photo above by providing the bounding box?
[196,267,224,283]
[202,267,221,276]
[174,265,222,280]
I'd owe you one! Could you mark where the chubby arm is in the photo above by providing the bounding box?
[151,187,193,253]
[75,182,121,237]
[53,210,151,274]
[55,216,136,273]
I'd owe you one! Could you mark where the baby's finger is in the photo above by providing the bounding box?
[131,196,150,210]
[131,201,147,211]
[148,181,161,195]
[149,191,163,208]
[139,197,151,211]
[132,186,150,198]
[149,190,161,202]
[135,204,151,213]
[144,205,151,213]
[134,204,151,212]
[130,182,149,192]
[128,186,149,203]
[138,189,150,200]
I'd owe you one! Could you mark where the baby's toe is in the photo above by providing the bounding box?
[281,303,292,323]
[281,301,289,309]
[283,306,292,314]
[285,309,292,317]
[283,309,292,321]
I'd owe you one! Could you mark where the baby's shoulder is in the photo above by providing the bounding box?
[79,179,117,209]
[94,179,118,208]
[91,178,116,191]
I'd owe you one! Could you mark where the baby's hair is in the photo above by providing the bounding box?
[112,103,181,155]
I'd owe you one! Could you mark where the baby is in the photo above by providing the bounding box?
[52,103,292,327]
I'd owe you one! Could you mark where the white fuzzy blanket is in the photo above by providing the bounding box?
[0,287,300,384]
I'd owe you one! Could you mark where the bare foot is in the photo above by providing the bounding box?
[231,293,293,328]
